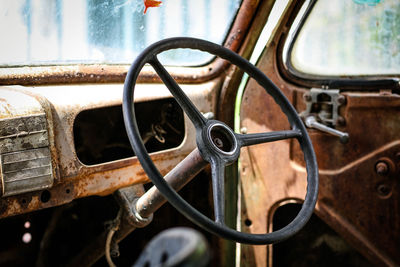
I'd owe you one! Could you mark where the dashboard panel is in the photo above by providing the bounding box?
[0,79,221,218]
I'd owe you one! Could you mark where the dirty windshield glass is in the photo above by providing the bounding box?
[289,0,400,76]
[0,0,241,67]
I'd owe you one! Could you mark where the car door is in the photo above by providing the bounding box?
[238,0,400,266]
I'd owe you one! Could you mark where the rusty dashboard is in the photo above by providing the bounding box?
[0,80,220,218]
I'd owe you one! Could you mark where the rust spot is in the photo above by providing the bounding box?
[136,169,146,177]
[18,194,32,208]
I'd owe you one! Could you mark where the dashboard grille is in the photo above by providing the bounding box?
[0,114,53,197]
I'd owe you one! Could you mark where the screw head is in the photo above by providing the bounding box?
[375,161,389,175]
[337,116,346,126]
[213,137,223,148]
[377,183,391,197]
[303,94,312,102]
[337,95,346,105]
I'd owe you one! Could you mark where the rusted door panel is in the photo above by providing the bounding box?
[239,81,307,267]
[239,77,400,266]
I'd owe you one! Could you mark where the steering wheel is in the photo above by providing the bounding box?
[123,37,318,244]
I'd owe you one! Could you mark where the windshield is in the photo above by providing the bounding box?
[0,0,241,67]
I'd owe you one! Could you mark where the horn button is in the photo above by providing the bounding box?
[206,122,238,157]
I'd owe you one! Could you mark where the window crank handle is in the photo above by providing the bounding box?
[305,116,349,144]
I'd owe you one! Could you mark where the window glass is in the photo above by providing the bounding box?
[290,0,400,76]
[0,0,241,67]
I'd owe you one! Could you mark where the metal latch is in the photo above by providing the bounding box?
[300,88,349,143]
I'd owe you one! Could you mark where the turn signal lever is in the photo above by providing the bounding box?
[305,116,349,144]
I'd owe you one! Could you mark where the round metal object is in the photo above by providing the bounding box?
[375,161,389,176]
[303,93,312,102]
[123,37,319,244]
[337,95,346,105]
[207,123,238,156]
[377,183,391,198]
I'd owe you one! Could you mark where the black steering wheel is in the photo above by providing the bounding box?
[123,37,318,244]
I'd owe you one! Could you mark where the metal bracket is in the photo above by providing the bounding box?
[301,88,349,143]
[114,185,153,228]
[301,88,346,126]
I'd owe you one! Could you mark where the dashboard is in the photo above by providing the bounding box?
[0,79,220,218]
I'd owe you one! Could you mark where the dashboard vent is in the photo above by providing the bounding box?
[0,114,53,197]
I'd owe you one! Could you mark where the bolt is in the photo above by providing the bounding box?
[375,161,389,175]
[337,95,346,105]
[377,184,391,197]
[202,112,214,120]
[213,138,223,148]
[111,249,120,258]
[303,94,312,102]
[337,116,346,126]
[240,127,247,134]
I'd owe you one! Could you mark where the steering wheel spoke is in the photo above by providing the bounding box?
[149,56,207,129]
[210,158,226,225]
[237,129,302,148]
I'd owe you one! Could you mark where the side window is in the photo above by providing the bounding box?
[288,0,400,77]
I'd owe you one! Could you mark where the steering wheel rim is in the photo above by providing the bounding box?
[123,37,318,244]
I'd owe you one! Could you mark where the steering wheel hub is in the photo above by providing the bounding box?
[204,122,238,158]
[196,121,240,165]
[208,123,237,154]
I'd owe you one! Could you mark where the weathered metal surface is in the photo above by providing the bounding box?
[67,184,146,267]
[213,1,276,265]
[239,84,301,267]
[224,0,262,54]
[225,1,303,265]
[0,0,261,225]
[1,148,53,197]
[0,114,48,153]
[0,88,59,184]
[0,88,44,118]
[0,78,219,218]
[0,64,216,86]
[238,0,400,265]
[296,93,400,266]
[69,150,208,267]
[0,90,54,197]
[301,88,345,127]
[218,0,274,128]
[136,148,208,218]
